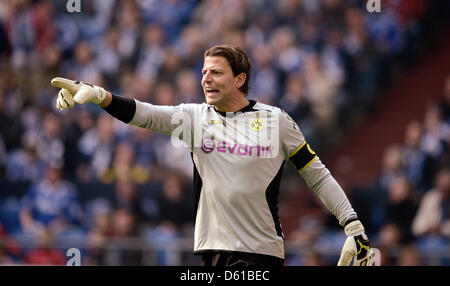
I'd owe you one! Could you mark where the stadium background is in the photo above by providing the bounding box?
[0,0,449,265]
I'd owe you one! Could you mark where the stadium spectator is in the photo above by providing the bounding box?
[421,103,449,159]
[144,174,193,266]
[375,144,405,195]
[107,208,142,265]
[126,126,158,175]
[247,43,278,105]
[278,73,311,123]
[83,199,112,265]
[135,23,166,84]
[32,0,57,56]
[342,6,378,107]
[156,174,193,231]
[77,113,116,182]
[0,88,25,153]
[158,47,184,85]
[99,141,150,184]
[96,27,121,91]
[303,52,338,133]
[271,26,305,76]
[401,120,427,190]
[412,168,450,238]
[420,103,450,188]
[379,175,418,245]
[19,163,83,242]
[34,111,65,167]
[175,68,202,104]
[111,179,148,227]
[115,1,141,69]
[62,109,96,179]
[6,131,45,182]
[7,0,36,69]
[62,41,100,84]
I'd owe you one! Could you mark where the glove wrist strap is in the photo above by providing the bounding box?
[344,220,365,236]
[93,85,106,104]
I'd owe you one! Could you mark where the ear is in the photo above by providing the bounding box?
[235,73,247,90]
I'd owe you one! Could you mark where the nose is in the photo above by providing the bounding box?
[202,71,212,84]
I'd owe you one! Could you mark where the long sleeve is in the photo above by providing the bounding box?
[299,158,358,226]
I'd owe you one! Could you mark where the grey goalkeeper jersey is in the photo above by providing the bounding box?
[129,99,357,259]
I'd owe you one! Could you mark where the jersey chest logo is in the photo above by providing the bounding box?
[201,137,274,158]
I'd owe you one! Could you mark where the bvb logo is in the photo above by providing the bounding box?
[250,119,264,132]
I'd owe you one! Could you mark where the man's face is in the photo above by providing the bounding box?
[201,56,239,108]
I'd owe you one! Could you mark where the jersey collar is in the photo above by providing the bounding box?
[213,100,257,117]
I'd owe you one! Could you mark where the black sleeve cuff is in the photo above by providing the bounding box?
[102,93,136,123]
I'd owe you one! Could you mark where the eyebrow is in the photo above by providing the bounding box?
[202,68,224,73]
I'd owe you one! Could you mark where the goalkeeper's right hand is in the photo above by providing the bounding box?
[51,77,107,110]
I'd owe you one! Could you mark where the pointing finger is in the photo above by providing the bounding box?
[51,77,79,94]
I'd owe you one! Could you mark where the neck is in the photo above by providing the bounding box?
[214,95,249,113]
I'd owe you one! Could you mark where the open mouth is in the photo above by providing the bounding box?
[205,88,220,97]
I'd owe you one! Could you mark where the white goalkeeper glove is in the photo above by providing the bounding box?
[51,77,107,110]
[337,220,381,266]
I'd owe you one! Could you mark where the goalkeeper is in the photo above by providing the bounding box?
[52,45,377,266]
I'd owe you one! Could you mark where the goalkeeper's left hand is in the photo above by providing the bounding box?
[337,220,380,266]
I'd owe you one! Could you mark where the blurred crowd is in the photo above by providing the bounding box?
[0,0,448,265]
[367,77,450,266]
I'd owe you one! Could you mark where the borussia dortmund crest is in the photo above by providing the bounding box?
[250,119,264,132]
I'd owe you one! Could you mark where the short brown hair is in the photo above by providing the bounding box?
[204,45,251,95]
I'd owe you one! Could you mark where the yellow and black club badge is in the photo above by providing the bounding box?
[250,118,264,132]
